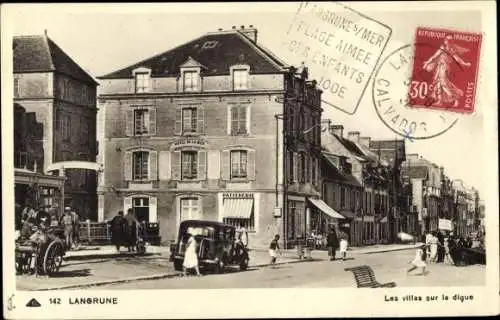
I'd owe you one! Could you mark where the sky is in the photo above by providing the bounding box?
[4,2,496,196]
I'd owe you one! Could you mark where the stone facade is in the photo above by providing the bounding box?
[13,34,98,219]
[97,27,322,247]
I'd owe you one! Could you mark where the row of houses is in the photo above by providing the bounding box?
[12,26,484,248]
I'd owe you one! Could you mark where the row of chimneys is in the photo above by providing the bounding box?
[218,25,257,43]
[329,125,371,148]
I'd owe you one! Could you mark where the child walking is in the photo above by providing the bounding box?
[339,232,349,261]
[269,234,281,268]
[407,244,428,275]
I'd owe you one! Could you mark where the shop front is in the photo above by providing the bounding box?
[15,168,66,219]
[308,198,345,240]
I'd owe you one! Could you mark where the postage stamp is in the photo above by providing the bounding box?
[373,43,461,140]
[283,1,392,114]
[408,27,483,114]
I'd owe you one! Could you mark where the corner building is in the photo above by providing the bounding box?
[97,26,322,247]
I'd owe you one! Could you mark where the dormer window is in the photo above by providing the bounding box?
[230,65,250,91]
[133,67,152,93]
[183,70,199,92]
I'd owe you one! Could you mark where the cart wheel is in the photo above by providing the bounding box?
[43,240,64,276]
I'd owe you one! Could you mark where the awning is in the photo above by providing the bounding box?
[340,210,356,219]
[308,198,345,219]
[223,199,253,219]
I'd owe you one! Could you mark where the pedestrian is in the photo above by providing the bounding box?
[124,208,139,252]
[443,236,454,264]
[70,208,80,249]
[436,231,445,263]
[182,233,202,277]
[429,231,438,263]
[237,224,249,248]
[339,231,349,261]
[425,231,433,260]
[62,207,74,249]
[326,227,339,261]
[407,244,427,276]
[108,211,126,252]
[268,234,281,268]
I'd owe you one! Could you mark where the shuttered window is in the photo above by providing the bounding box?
[230,150,247,178]
[233,69,248,90]
[221,148,255,181]
[182,108,197,134]
[133,151,149,180]
[126,107,156,136]
[134,109,150,135]
[181,151,198,180]
[135,73,150,93]
[311,157,317,186]
[183,71,198,92]
[230,105,248,135]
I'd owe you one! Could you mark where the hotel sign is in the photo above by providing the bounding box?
[173,138,207,147]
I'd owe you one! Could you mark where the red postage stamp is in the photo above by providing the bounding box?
[408,27,482,113]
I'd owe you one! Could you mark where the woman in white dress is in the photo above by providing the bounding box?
[183,234,202,277]
[407,245,427,275]
[339,232,349,261]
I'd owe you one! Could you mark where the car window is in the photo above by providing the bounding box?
[186,226,214,237]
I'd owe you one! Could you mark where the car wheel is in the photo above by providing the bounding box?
[240,256,249,271]
[214,256,225,274]
[173,259,183,271]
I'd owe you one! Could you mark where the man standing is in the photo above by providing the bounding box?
[62,207,74,249]
[237,224,249,248]
[125,208,140,252]
[326,227,339,261]
[71,207,80,249]
[108,211,126,252]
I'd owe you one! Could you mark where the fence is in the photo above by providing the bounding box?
[76,221,161,245]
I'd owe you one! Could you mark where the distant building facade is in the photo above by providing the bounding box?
[13,33,98,219]
[97,26,322,247]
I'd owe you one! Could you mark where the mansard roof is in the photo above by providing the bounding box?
[13,35,97,85]
[98,30,287,79]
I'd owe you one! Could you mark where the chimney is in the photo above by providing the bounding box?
[239,25,258,43]
[347,131,360,143]
[359,136,371,148]
[329,124,344,137]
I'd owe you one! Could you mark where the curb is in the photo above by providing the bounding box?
[34,257,320,291]
[356,245,421,255]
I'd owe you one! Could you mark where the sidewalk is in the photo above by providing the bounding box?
[17,243,420,291]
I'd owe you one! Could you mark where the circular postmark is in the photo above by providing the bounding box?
[372,44,460,140]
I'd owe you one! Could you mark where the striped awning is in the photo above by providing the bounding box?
[308,198,345,219]
[223,198,254,219]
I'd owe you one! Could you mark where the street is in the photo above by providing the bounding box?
[88,250,484,290]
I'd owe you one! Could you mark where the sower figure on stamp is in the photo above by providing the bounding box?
[326,227,339,261]
[423,35,472,108]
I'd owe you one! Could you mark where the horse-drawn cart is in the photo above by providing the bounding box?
[15,226,66,276]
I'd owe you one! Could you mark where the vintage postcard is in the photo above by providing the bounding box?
[2,2,498,319]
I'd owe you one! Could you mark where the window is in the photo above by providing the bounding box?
[135,73,150,93]
[133,151,149,180]
[81,118,89,146]
[183,71,198,92]
[133,197,150,223]
[311,158,317,185]
[15,151,28,168]
[351,189,356,210]
[299,153,306,183]
[14,78,19,97]
[233,69,248,90]
[61,114,71,141]
[134,109,150,135]
[180,197,201,221]
[230,150,248,179]
[230,105,247,135]
[340,187,346,208]
[182,108,197,133]
[181,151,198,180]
[288,151,294,182]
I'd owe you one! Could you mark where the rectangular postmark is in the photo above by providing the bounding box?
[408,27,482,113]
[284,2,392,114]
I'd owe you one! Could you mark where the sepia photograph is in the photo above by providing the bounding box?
[2,2,498,319]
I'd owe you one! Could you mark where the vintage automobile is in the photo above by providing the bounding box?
[169,220,250,273]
